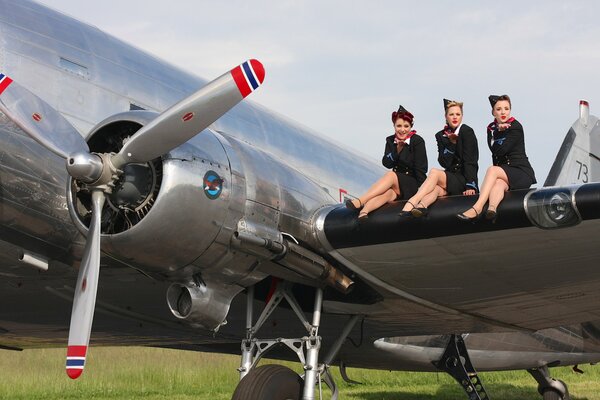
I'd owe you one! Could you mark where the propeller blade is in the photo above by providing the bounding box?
[65,190,105,379]
[112,59,265,167]
[0,73,89,159]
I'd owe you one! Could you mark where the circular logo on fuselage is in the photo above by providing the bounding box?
[203,170,223,200]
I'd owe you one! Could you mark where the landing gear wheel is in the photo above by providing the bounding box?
[542,389,562,400]
[232,365,303,400]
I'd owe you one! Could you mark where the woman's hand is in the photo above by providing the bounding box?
[463,189,476,196]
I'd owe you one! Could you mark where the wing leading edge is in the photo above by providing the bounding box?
[313,183,600,333]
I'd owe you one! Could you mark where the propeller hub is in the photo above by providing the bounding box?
[66,152,103,183]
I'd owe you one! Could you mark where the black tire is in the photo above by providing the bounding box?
[231,364,303,400]
[542,389,562,400]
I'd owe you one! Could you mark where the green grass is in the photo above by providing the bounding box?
[0,347,599,399]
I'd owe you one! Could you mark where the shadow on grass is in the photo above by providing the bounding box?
[347,383,591,400]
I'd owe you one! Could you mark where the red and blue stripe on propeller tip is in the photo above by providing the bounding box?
[66,345,87,379]
[0,73,13,95]
[231,59,265,98]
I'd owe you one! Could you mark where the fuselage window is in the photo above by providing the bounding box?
[59,57,89,79]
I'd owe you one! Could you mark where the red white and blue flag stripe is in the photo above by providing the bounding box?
[230,60,265,98]
[66,345,87,379]
[0,73,13,95]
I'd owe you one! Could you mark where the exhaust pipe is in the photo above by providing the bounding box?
[234,229,354,294]
[282,241,354,294]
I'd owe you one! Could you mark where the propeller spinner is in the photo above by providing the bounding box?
[0,59,265,378]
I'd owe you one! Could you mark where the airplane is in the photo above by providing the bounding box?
[1,1,600,399]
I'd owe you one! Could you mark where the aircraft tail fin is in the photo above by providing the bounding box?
[544,100,600,186]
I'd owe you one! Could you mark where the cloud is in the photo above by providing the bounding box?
[41,0,600,180]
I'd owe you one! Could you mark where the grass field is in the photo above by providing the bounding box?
[0,347,598,399]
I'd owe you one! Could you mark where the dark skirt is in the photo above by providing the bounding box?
[395,171,419,200]
[444,171,466,196]
[501,165,535,190]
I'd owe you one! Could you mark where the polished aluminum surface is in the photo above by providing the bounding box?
[1,0,600,376]
[0,74,89,159]
[66,152,103,183]
[113,60,260,167]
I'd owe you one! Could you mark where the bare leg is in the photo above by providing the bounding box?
[350,171,399,208]
[360,189,398,216]
[460,166,509,218]
[488,180,509,211]
[420,186,447,208]
[402,169,447,211]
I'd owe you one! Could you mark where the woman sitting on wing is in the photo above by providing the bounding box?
[346,105,427,220]
[457,94,536,221]
[400,99,479,217]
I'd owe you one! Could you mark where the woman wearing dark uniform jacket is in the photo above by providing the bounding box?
[346,105,427,220]
[457,94,536,221]
[399,99,479,217]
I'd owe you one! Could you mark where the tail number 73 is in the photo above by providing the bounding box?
[576,160,589,183]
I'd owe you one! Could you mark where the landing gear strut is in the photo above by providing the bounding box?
[435,334,490,400]
[234,282,359,400]
[527,365,570,400]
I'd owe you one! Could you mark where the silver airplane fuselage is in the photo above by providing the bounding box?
[2,0,600,374]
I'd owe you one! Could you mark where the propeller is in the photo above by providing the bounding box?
[0,73,89,159]
[112,59,265,168]
[65,190,104,379]
[0,59,265,379]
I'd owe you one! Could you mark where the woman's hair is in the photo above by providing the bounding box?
[489,94,511,108]
[391,105,414,126]
[444,101,463,113]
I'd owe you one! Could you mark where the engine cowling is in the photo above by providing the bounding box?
[67,111,239,275]
[66,110,337,330]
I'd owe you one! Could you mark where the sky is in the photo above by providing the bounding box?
[43,1,600,183]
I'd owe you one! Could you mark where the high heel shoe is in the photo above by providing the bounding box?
[358,211,369,222]
[398,201,416,217]
[456,207,480,222]
[485,206,497,222]
[346,198,363,211]
[411,201,428,218]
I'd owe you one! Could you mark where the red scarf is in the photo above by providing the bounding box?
[394,130,416,145]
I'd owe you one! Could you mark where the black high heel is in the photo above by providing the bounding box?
[411,201,428,218]
[456,207,480,222]
[358,211,369,223]
[398,201,416,217]
[346,198,363,211]
[485,206,497,222]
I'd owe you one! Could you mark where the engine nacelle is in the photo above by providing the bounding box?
[67,110,335,330]
[67,111,240,274]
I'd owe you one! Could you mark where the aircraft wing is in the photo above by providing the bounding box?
[312,184,600,334]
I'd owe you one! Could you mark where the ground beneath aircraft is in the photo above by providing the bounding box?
[1,347,598,399]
